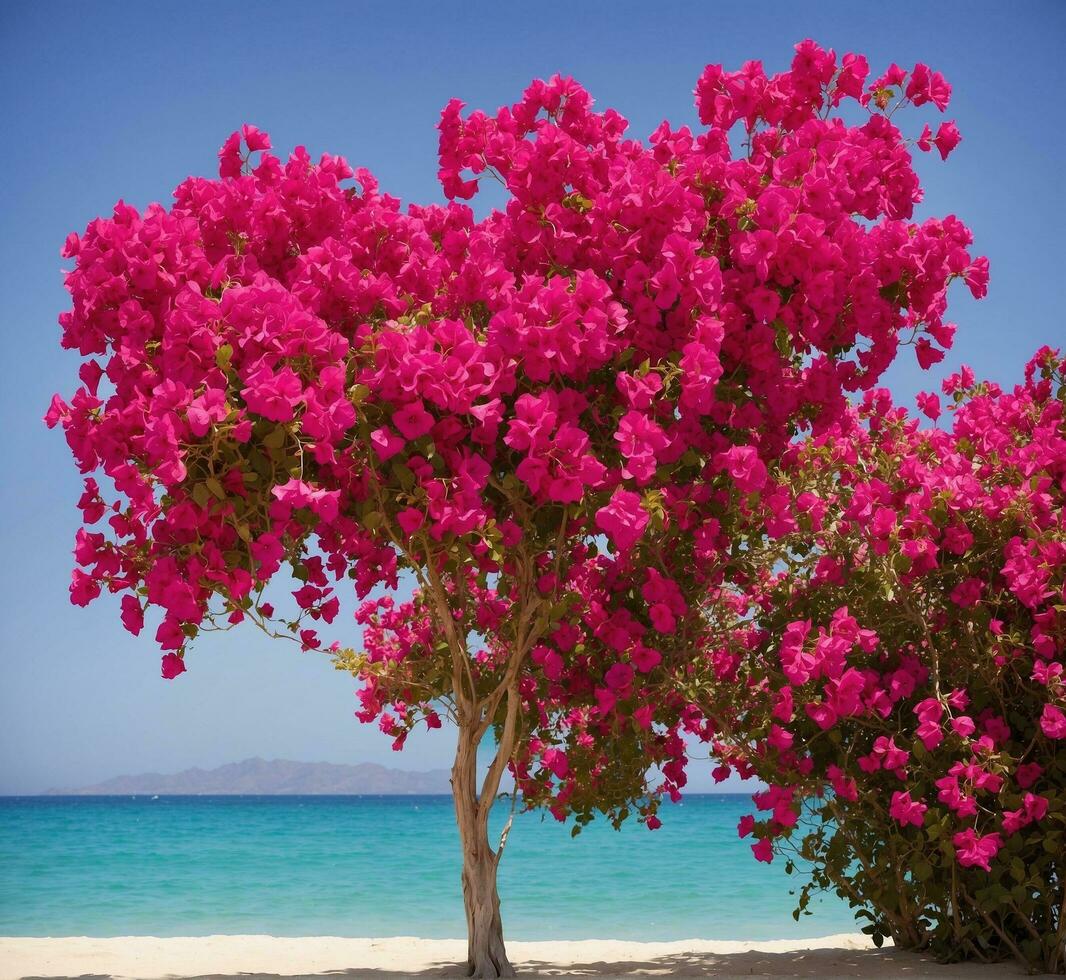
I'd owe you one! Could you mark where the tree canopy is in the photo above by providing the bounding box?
[46,41,1014,976]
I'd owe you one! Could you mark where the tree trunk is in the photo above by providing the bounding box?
[452,726,515,978]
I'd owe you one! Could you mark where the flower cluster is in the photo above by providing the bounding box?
[48,44,981,836]
[706,349,1065,970]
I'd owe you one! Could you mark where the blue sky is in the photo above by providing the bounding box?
[1,1,1062,794]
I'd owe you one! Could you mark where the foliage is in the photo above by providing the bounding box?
[46,40,987,976]
[705,350,1065,973]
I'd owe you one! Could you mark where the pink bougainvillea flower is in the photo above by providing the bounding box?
[889,790,927,827]
[932,121,962,160]
[393,400,435,441]
[718,445,768,494]
[370,427,406,461]
[160,653,187,680]
[1039,703,1066,739]
[915,391,941,420]
[751,838,774,863]
[396,508,425,536]
[952,829,1001,871]
[120,595,144,636]
[243,366,304,422]
[630,644,662,673]
[595,489,649,553]
[605,662,635,692]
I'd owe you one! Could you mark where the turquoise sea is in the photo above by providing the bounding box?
[0,795,857,940]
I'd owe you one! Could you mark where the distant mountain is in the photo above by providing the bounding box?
[43,757,452,795]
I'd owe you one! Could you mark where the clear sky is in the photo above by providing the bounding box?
[1,1,1062,794]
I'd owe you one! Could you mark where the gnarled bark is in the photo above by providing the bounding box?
[452,721,515,977]
[422,549,535,977]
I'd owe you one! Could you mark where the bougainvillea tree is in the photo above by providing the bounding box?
[46,42,983,976]
[703,350,1064,972]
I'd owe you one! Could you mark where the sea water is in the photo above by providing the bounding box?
[0,795,857,940]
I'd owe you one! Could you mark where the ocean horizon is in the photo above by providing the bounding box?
[0,794,856,941]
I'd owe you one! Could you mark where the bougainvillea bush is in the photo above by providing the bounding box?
[46,41,984,977]
[705,350,1065,972]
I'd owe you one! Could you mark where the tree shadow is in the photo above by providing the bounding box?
[510,946,1026,976]
[16,945,1027,979]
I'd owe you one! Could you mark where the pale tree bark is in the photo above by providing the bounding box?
[452,669,525,977]
[452,719,515,978]
[419,540,541,977]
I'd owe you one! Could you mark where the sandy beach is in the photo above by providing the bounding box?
[0,933,1026,978]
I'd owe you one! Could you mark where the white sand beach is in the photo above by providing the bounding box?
[0,933,1026,978]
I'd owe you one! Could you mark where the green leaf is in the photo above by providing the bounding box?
[392,462,415,490]
[263,426,287,450]
[249,449,272,479]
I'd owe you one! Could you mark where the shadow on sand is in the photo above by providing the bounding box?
[17,944,1026,979]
